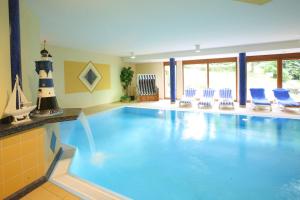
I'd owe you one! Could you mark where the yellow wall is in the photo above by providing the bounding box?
[46,45,122,108]
[0,0,12,118]
[0,124,61,199]
[64,61,111,93]
[135,61,183,99]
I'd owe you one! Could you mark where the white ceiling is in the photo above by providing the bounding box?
[25,0,300,57]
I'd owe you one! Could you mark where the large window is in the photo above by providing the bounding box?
[247,61,277,100]
[282,59,300,101]
[183,64,207,91]
[164,65,170,98]
[163,53,300,101]
[209,62,236,99]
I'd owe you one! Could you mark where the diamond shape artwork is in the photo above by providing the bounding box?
[85,69,98,85]
[79,61,102,92]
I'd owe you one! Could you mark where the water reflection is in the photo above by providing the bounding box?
[181,113,207,141]
[178,112,217,141]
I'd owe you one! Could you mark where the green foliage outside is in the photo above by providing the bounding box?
[120,67,134,100]
[185,60,300,82]
[284,60,300,80]
[262,60,300,81]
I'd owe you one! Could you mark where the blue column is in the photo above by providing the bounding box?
[9,0,22,89]
[169,58,176,103]
[239,53,247,106]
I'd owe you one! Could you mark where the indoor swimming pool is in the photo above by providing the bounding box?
[60,107,300,200]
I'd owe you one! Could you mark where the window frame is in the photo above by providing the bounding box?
[183,57,238,101]
[163,53,300,101]
[246,53,300,88]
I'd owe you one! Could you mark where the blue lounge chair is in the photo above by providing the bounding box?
[179,88,197,107]
[272,89,300,109]
[219,88,234,109]
[198,88,215,108]
[250,88,272,111]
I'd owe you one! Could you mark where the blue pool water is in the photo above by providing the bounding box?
[60,107,300,200]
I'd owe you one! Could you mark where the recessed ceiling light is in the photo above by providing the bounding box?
[195,44,201,53]
[130,52,136,59]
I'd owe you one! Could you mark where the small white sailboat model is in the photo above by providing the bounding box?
[4,75,36,124]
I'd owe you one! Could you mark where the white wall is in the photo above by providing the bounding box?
[20,0,41,102]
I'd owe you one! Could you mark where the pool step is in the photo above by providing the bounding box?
[50,144,128,200]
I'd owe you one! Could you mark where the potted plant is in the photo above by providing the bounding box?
[120,67,134,102]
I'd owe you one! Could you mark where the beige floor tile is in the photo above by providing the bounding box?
[63,194,81,200]
[25,187,61,200]
[23,182,80,200]
[42,182,70,198]
[20,195,32,200]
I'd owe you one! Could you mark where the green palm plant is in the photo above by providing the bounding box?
[120,67,134,101]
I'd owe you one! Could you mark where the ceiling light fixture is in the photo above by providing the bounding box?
[195,44,201,53]
[130,52,136,59]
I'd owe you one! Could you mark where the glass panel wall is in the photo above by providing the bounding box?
[183,64,207,91]
[164,65,170,98]
[282,59,300,101]
[247,61,277,100]
[209,62,236,99]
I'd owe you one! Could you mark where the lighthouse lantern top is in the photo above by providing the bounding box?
[36,40,54,75]
[40,40,52,60]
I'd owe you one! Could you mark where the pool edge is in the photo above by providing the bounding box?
[49,144,130,200]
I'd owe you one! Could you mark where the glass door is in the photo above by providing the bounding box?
[282,59,300,101]
[183,64,208,91]
[209,62,237,100]
[247,61,277,100]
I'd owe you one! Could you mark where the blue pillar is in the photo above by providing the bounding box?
[239,53,247,106]
[9,0,22,89]
[170,58,176,104]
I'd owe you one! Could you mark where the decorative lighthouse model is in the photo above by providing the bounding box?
[32,41,63,117]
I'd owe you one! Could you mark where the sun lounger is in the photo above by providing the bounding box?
[250,88,272,111]
[198,88,215,108]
